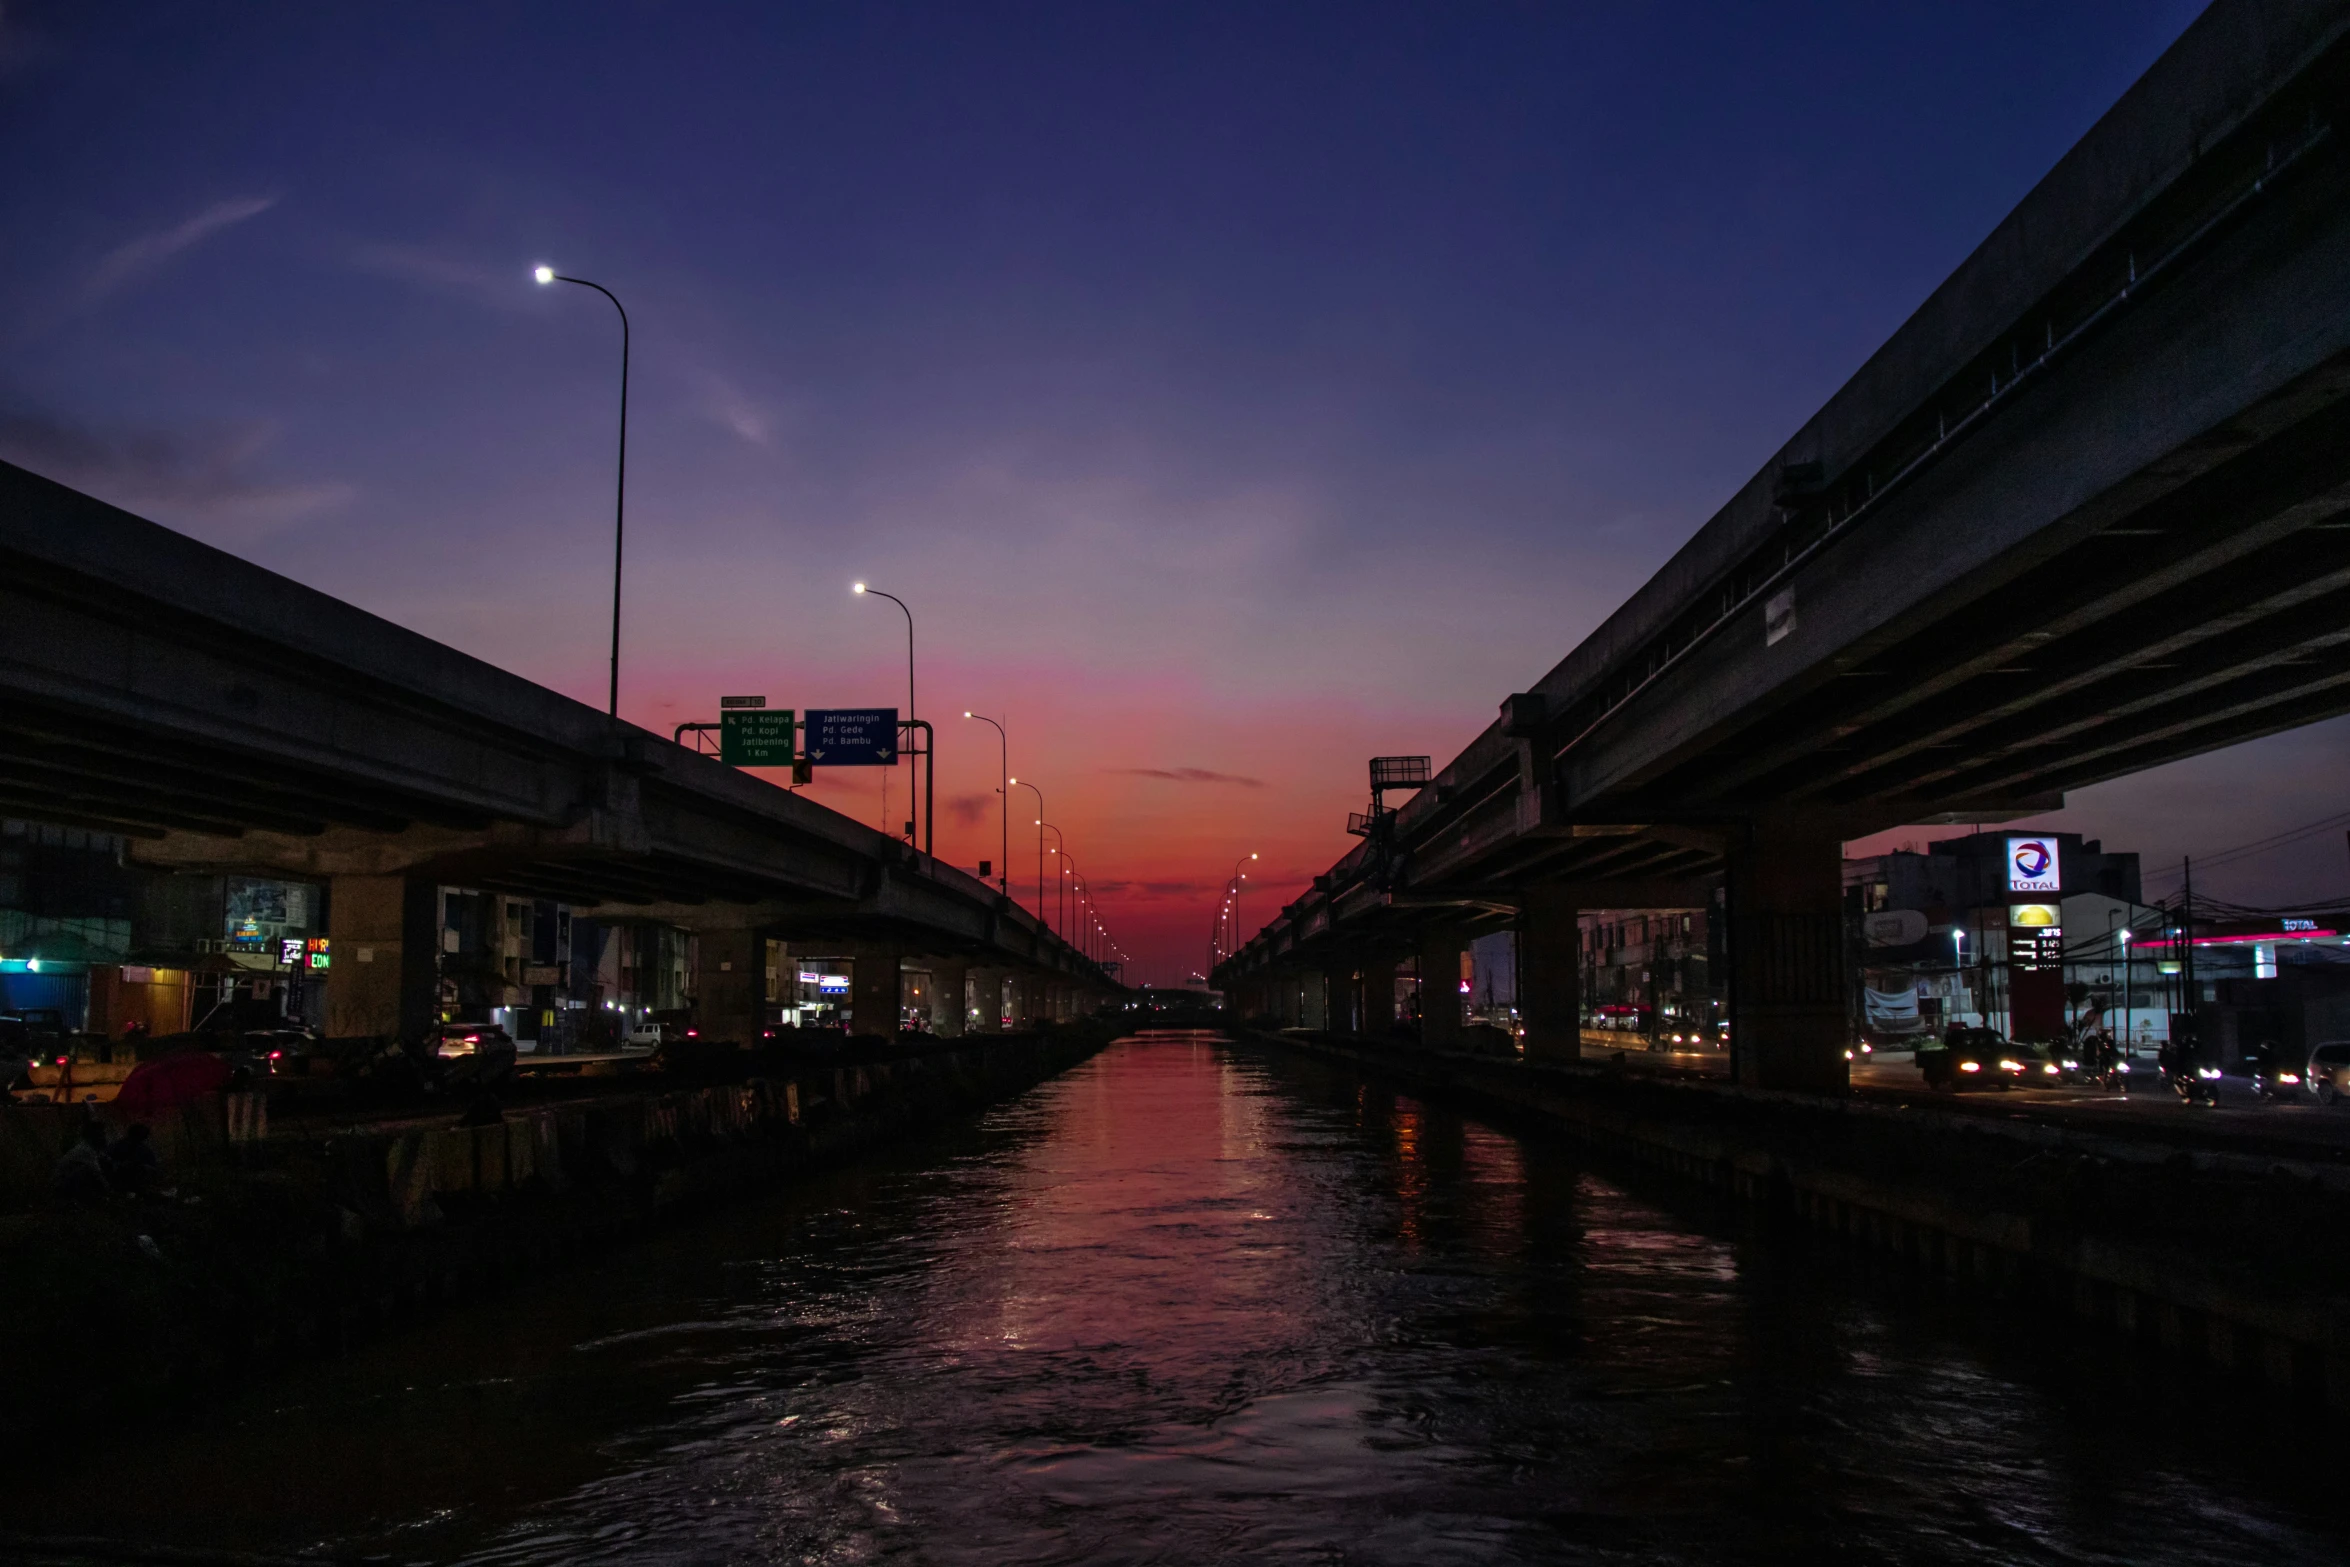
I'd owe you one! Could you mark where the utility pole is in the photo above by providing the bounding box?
[2180,856,2198,1063]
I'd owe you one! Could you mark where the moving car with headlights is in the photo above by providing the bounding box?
[426,1021,515,1058]
[420,1021,518,1090]
[1917,1027,2053,1091]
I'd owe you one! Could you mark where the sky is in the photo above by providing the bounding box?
[10,0,2341,984]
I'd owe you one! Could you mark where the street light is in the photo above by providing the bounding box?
[854,583,923,851]
[2117,921,2133,1057]
[1061,849,1088,962]
[1951,926,1967,1026]
[534,266,630,718]
[1040,824,1067,935]
[1009,779,1046,927]
[1068,869,1093,963]
[1230,851,1258,955]
[965,712,1007,895]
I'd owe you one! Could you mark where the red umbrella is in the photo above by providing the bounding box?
[114,1050,231,1116]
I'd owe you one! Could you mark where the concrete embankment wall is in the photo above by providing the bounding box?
[1251,1030,2350,1411]
[0,1028,1107,1451]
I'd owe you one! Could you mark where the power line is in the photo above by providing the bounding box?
[2140,807,2350,886]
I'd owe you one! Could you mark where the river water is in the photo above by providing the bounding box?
[19,1031,2349,1565]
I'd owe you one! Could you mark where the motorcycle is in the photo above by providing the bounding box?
[2253,1066,2305,1103]
[2169,1063,2223,1106]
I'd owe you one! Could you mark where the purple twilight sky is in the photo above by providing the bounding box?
[6,1,2339,981]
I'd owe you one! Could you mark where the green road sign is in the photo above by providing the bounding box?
[721,708,796,767]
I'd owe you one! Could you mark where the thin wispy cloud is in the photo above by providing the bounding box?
[347,241,530,309]
[1111,767,1265,788]
[696,370,775,448]
[0,404,352,541]
[83,196,277,305]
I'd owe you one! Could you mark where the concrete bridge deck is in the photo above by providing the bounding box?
[1222,0,2350,1091]
[0,459,1111,1040]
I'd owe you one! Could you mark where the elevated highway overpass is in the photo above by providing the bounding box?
[0,460,1111,1041]
[1219,0,2350,1090]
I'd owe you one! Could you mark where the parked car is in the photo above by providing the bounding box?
[2305,1040,2350,1105]
[1918,1027,2052,1091]
[242,1025,322,1075]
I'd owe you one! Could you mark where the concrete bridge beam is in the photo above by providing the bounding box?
[323,873,438,1041]
[972,968,1005,1032]
[851,942,904,1040]
[1417,925,1467,1051]
[1325,965,1360,1034]
[693,926,766,1045]
[1361,957,1396,1037]
[1520,887,1583,1064]
[1727,813,1850,1093]
[930,958,969,1037]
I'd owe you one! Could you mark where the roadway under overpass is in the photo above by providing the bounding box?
[0,460,1115,1041]
[1218,0,2350,1090]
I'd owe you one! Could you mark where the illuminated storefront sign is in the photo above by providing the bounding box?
[2008,903,2063,972]
[2006,837,2060,894]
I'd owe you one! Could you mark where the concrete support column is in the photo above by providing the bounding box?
[324,874,437,1041]
[1362,957,1396,1036]
[692,926,764,1044]
[931,959,969,1037]
[851,942,905,1040]
[1301,971,1329,1031]
[1728,814,1850,1093]
[971,968,1005,1032]
[1520,886,1583,1064]
[1325,966,1357,1034]
[1417,925,1466,1051]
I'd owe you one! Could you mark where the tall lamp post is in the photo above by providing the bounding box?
[1010,779,1046,927]
[853,583,923,851]
[964,712,1008,895]
[1064,863,1090,962]
[533,266,629,718]
[1043,827,1066,936]
[2117,919,2134,1058]
[1231,852,1259,953]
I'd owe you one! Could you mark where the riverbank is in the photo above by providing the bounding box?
[1246,1028,2350,1411]
[0,1025,1112,1452]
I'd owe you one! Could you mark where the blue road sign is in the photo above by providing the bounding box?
[804,708,899,766]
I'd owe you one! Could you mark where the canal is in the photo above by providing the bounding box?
[14,1031,2347,1565]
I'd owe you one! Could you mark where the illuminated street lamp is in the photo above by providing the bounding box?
[1051,838,1069,938]
[965,712,1008,895]
[1230,851,1258,955]
[1010,778,1046,928]
[533,265,629,718]
[854,583,920,848]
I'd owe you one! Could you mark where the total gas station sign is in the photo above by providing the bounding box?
[2006,836,2060,895]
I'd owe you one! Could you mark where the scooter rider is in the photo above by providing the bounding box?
[2161,1034,2212,1104]
[2251,1037,2300,1102]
